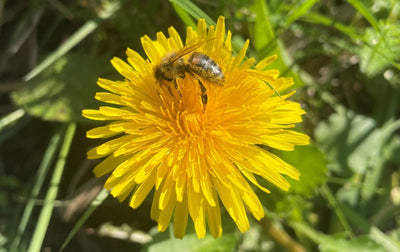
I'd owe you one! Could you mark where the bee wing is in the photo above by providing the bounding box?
[166,38,215,64]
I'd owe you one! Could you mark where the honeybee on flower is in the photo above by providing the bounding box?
[154,39,224,107]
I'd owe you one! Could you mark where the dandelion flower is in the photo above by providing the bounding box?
[82,16,310,239]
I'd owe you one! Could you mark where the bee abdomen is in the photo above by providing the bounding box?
[187,52,224,86]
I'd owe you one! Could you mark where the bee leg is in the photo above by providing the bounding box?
[167,85,175,97]
[187,72,208,110]
[173,78,183,98]
[198,80,208,106]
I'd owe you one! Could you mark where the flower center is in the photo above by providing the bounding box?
[156,76,211,140]
[179,111,203,136]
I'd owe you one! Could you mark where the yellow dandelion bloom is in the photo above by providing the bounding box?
[82,16,309,239]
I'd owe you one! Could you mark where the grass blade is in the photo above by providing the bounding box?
[339,203,371,233]
[0,109,29,143]
[321,185,354,238]
[59,189,109,251]
[252,0,304,88]
[252,0,275,52]
[0,109,26,129]
[168,0,215,26]
[284,0,319,28]
[23,1,122,81]
[369,227,400,252]
[303,12,363,40]
[171,2,197,28]
[347,0,392,52]
[23,21,96,81]
[27,123,76,252]
[10,126,64,251]
[169,0,242,55]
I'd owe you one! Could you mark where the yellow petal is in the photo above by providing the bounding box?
[187,183,206,238]
[215,179,249,233]
[158,172,175,211]
[230,39,249,72]
[150,187,162,221]
[175,171,186,202]
[141,35,164,64]
[255,54,278,70]
[212,16,225,60]
[168,26,183,49]
[82,109,120,121]
[86,125,120,139]
[110,57,139,81]
[110,173,136,198]
[199,166,216,207]
[185,27,197,44]
[129,169,156,208]
[156,31,169,51]
[97,78,130,94]
[95,92,125,105]
[206,189,222,238]
[126,48,151,76]
[93,135,135,157]
[197,18,207,39]
[157,193,176,232]
[93,154,130,177]
[174,198,189,239]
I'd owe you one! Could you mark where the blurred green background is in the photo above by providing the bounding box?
[1,0,400,251]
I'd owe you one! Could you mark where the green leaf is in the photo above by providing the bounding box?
[358,22,400,77]
[347,0,392,53]
[142,228,237,252]
[360,119,400,202]
[251,0,305,89]
[291,222,386,252]
[315,106,400,204]
[364,75,400,124]
[12,54,112,123]
[279,145,327,196]
[314,106,400,175]
[386,135,400,165]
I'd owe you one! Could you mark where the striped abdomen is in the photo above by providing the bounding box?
[187,52,224,86]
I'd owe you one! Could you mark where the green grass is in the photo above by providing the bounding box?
[1,0,400,251]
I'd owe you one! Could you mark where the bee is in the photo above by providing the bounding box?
[154,40,224,107]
